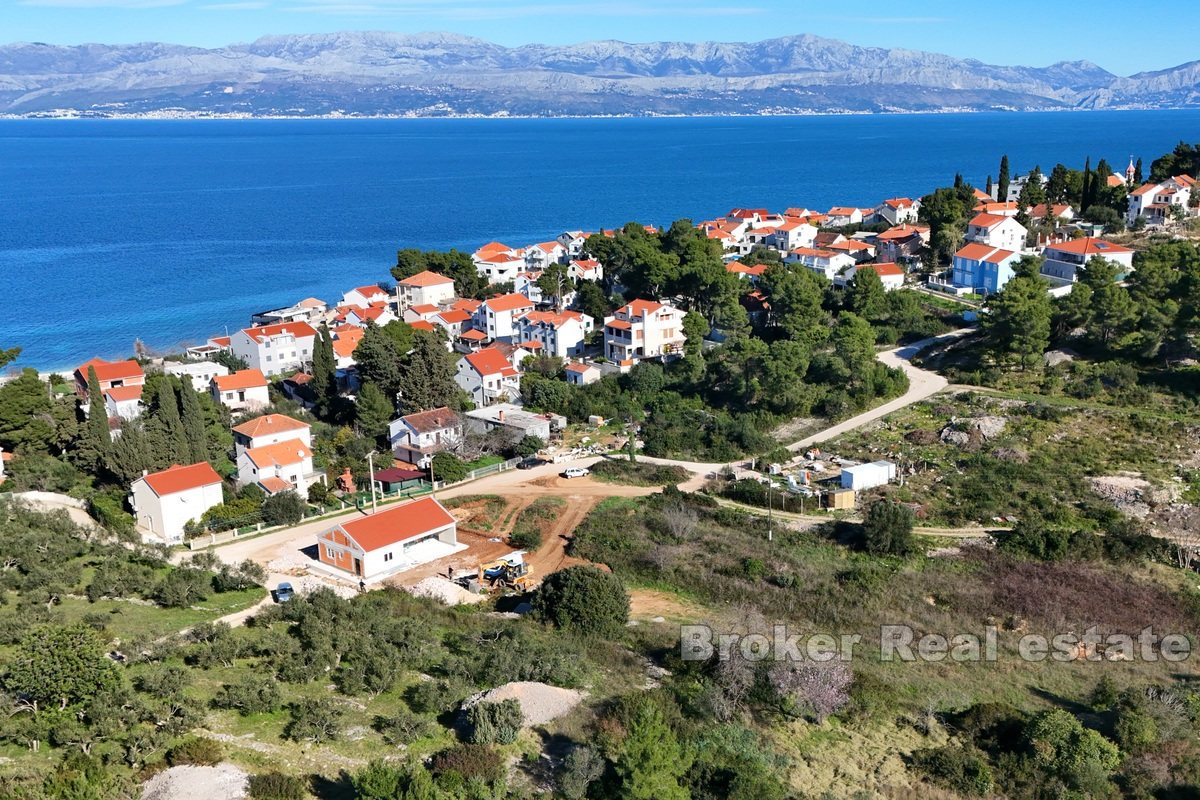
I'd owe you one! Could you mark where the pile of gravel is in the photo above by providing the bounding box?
[142,764,247,800]
[408,576,487,606]
[462,681,585,727]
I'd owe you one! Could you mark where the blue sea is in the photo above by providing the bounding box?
[3,111,1200,370]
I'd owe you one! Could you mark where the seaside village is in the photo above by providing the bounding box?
[52,159,1200,591]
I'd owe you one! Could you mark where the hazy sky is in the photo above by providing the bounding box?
[2,0,1193,75]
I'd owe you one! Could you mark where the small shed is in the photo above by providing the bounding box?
[840,460,896,491]
[374,467,426,493]
[826,488,856,510]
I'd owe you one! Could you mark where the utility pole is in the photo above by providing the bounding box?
[367,451,378,513]
[767,480,773,542]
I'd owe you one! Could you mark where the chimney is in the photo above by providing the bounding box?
[498,409,505,422]
[142,469,149,477]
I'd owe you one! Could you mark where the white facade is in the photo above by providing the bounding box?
[396,271,456,311]
[474,293,535,342]
[211,370,271,413]
[165,360,230,391]
[515,310,594,358]
[966,214,1028,252]
[388,407,463,469]
[455,348,522,407]
[103,387,145,421]
[236,441,322,497]
[788,248,856,280]
[341,285,391,309]
[879,199,919,225]
[602,299,686,363]
[840,460,896,491]
[129,463,224,544]
[565,362,601,386]
[1040,239,1135,282]
[229,323,317,378]
[232,414,313,458]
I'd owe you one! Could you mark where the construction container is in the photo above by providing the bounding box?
[827,488,856,510]
[840,460,896,490]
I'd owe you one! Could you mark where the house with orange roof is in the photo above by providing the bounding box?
[878,198,920,226]
[431,308,472,338]
[1126,175,1196,226]
[129,462,224,543]
[232,413,312,457]
[602,299,686,363]
[73,357,145,400]
[236,438,323,498]
[211,369,270,412]
[472,243,528,284]
[103,384,145,421]
[1028,204,1076,224]
[455,346,522,407]
[771,219,819,250]
[568,258,603,283]
[973,201,1020,218]
[875,223,930,262]
[951,243,1021,294]
[526,240,567,271]
[787,247,856,280]
[341,285,391,310]
[972,187,992,202]
[402,303,443,326]
[515,310,595,358]
[1041,238,1133,283]
[564,361,601,386]
[826,207,864,226]
[725,262,769,281]
[473,293,536,342]
[345,303,397,329]
[331,327,364,370]
[229,322,317,378]
[966,212,1028,253]
[827,239,876,263]
[396,270,456,311]
[843,262,905,292]
[388,406,462,469]
[556,231,591,259]
[186,335,233,361]
[316,496,458,581]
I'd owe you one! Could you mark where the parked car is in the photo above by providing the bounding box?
[517,457,546,470]
[274,582,294,603]
[561,467,590,479]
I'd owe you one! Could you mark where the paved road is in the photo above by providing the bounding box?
[788,328,973,452]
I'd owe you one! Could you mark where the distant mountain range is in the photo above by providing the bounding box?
[1,31,1198,117]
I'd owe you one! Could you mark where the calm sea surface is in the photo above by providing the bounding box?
[3,111,1200,369]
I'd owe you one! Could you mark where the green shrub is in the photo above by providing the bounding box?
[262,491,305,527]
[860,498,914,556]
[533,565,629,637]
[431,744,505,784]
[466,698,524,745]
[372,712,434,746]
[912,744,993,796]
[165,736,222,767]
[247,772,307,800]
[212,675,282,715]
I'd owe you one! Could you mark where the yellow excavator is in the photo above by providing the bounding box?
[477,552,536,592]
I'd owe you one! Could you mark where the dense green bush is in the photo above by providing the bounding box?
[212,675,282,716]
[430,743,505,784]
[912,745,994,796]
[262,490,305,527]
[533,565,629,637]
[165,736,222,767]
[247,772,307,800]
[465,698,524,745]
[860,498,915,556]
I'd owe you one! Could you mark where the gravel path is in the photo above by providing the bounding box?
[141,764,247,800]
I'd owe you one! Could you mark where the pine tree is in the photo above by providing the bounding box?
[355,382,394,447]
[614,703,691,800]
[397,330,458,412]
[155,381,189,464]
[848,267,887,322]
[311,325,337,418]
[982,257,1052,371]
[354,322,404,401]
[106,421,157,485]
[179,383,209,463]
[997,155,1011,202]
[77,366,111,473]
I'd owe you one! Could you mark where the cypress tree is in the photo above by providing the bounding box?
[179,383,209,463]
[106,421,156,485]
[997,155,1011,201]
[311,324,337,418]
[953,172,964,189]
[155,380,189,464]
[397,330,458,413]
[78,366,111,472]
[354,382,394,447]
[1081,156,1094,211]
[1134,158,1144,184]
[985,175,993,197]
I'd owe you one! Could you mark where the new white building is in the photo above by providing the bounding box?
[1127,175,1197,226]
[236,439,323,497]
[129,462,224,544]
[878,198,919,225]
[211,369,270,413]
[1040,238,1135,282]
[474,293,536,342]
[602,299,686,363]
[396,270,456,311]
[788,247,856,281]
[232,413,312,458]
[165,360,230,391]
[514,310,594,358]
[229,322,317,378]
[966,213,1028,253]
[341,285,391,309]
[455,347,521,407]
[316,496,458,581]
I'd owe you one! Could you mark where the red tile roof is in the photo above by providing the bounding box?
[410,320,436,332]
[75,357,144,384]
[213,369,268,391]
[974,201,1019,214]
[104,384,144,402]
[485,293,536,313]
[399,270,454,287]
[475,241,514,256]
[521,310,585,329]
[409,304,440,316]
[876,223,928,241]
[436,309,471,324]
[140,462,222,496]
[233,413,310,439]
[622,299,664,317]
[464,347,518,377]
[351,285,389,299]
[242,322,317,342]
[332,496,455,552]
[1044,237,1132,256]
[564,361,595,373]
[955,243,1016,264]
[246,440,312,469]
[968,212,1010,228]
[882,197,914,208]
[257,476,293,494]
[398,406,458,435]
[458,328,488,341]
[858,262,903,277]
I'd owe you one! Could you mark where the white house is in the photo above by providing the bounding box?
[341,285,391,309]
[565,361,601,386]
[236,439,322,497]
[396,270,456,312]
[129,462,224,544]
[514,310,594,358]
[788,247,856,281]
[966,213,1028,252]
[1040,238,1135,282]
[1127,175,1196,226]
[211,369,270,413]
[557,231,591,259]
[316,496,458,581]
[232,413,312,458]
[345,304,397,328]
[165,360,230,391]
[826,206,864,226]
[331,326,364,370]
[388,406,463,469]
[844,262,905,291]
[474,293,535,342]
[974,201,1021,218]
[878,198,919,225]
[74,357,145,401]
[473,242,528,284]
[602,299,686,363]
[526,241,567,271]
[229,322,317,378]
[1028,203,1076,224]
[568,259,603,282]
[455,347,521,407]
[771,220,819,251]
[104,385,145,421]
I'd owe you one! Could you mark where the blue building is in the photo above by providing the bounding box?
[951,243,1020,295]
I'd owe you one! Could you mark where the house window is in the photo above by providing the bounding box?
[325,545,336,559]
[383,552,394,562]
